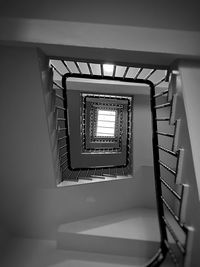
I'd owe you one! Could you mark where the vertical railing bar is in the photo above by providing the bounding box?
[144,69,156,80]
[74,61,82,74]
[50,64,63,78]
[162,216,185,254]
[85,168,89,178]
[123,66,129,79]
[55,108,59,130]
[154,102,171,109]
[156,131,174,138]
[61,60,72,74]
[154,77,166,87]
[55,94,65,101]
[87,63,93,75]
[57,117,66,121]
[160,177,181,200]
[53,81,64,90]
[100,64,104,77]
[58,135,67,141]
[158,145,177,156]
[161,196,179,221]
[164,240,180,267]
[60,158,68,167]
[62,164,69,173]
[159,160,176,175]
[55,106,66,111]
[60,151,68,158]
[161,196,186,233]
[165,69,171,82]
[134,68,143,79]
[153,89,169,98]
[76,169,81,180]
[67,170,73,180]
[156,117,170,122]
[113,65,116,78]
[59,144,67,150]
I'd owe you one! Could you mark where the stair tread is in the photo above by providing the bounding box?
[57,175,133,187]
[49,249,149,267]
[58,208,160,242]
[0,238,150,267]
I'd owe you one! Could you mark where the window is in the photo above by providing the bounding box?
[96,110,116,137]
[66,91,132,168]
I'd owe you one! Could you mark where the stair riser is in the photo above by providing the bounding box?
[57,232,159,258]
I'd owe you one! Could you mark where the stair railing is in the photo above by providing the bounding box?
[51,60,196,265]
[50,59,198,266]
[153,72,194,266]
[51,62,133,182]
[59,64,169,266]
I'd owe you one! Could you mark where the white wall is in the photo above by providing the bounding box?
[0,226,10,254]
[178,62,200,199]
[0,45,56,236]
[170,68,200,265]
[0,46,158,239]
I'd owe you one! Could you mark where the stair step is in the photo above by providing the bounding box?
[50,250,150,267]
[0,238,151,267]
[58,174,133,187]
[57,208,160,258]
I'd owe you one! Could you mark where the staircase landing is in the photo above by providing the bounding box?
[57,208,160,258]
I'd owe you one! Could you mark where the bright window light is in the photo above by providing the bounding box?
[103,64,114,74]
[96,110,116,137]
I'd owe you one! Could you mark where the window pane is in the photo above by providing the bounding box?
[96,109,116,137]
[96,132,114,137]
[97,121,115,128]
[98,110,116,116]
[97,127,115,134]
[97,114,116,122]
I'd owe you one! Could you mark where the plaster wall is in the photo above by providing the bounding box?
[169,67,200,265]
[0,46,157,239]
[179,62,200,199]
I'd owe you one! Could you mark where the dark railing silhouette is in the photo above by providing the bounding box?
[51,60,193,266]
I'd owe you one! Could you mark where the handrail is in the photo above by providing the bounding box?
[50,61,195,266]
[60,72,169,266]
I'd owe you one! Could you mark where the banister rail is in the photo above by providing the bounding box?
[59,71,169,266]
[50,60,194,266]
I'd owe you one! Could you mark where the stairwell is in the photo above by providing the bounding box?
[0,47,200,267]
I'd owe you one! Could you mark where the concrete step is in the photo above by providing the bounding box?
[57,174,133,187]
[49,250,150,267]
[0,238,152,267]
[57,208,160,258]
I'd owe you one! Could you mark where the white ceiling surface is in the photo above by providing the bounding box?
[50,59,168,88]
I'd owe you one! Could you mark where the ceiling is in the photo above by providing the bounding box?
[1,0,200,32]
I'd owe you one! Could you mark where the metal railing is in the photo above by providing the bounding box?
[154,80,193,266]
[50,59,193,266]
[50,60,170,266]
